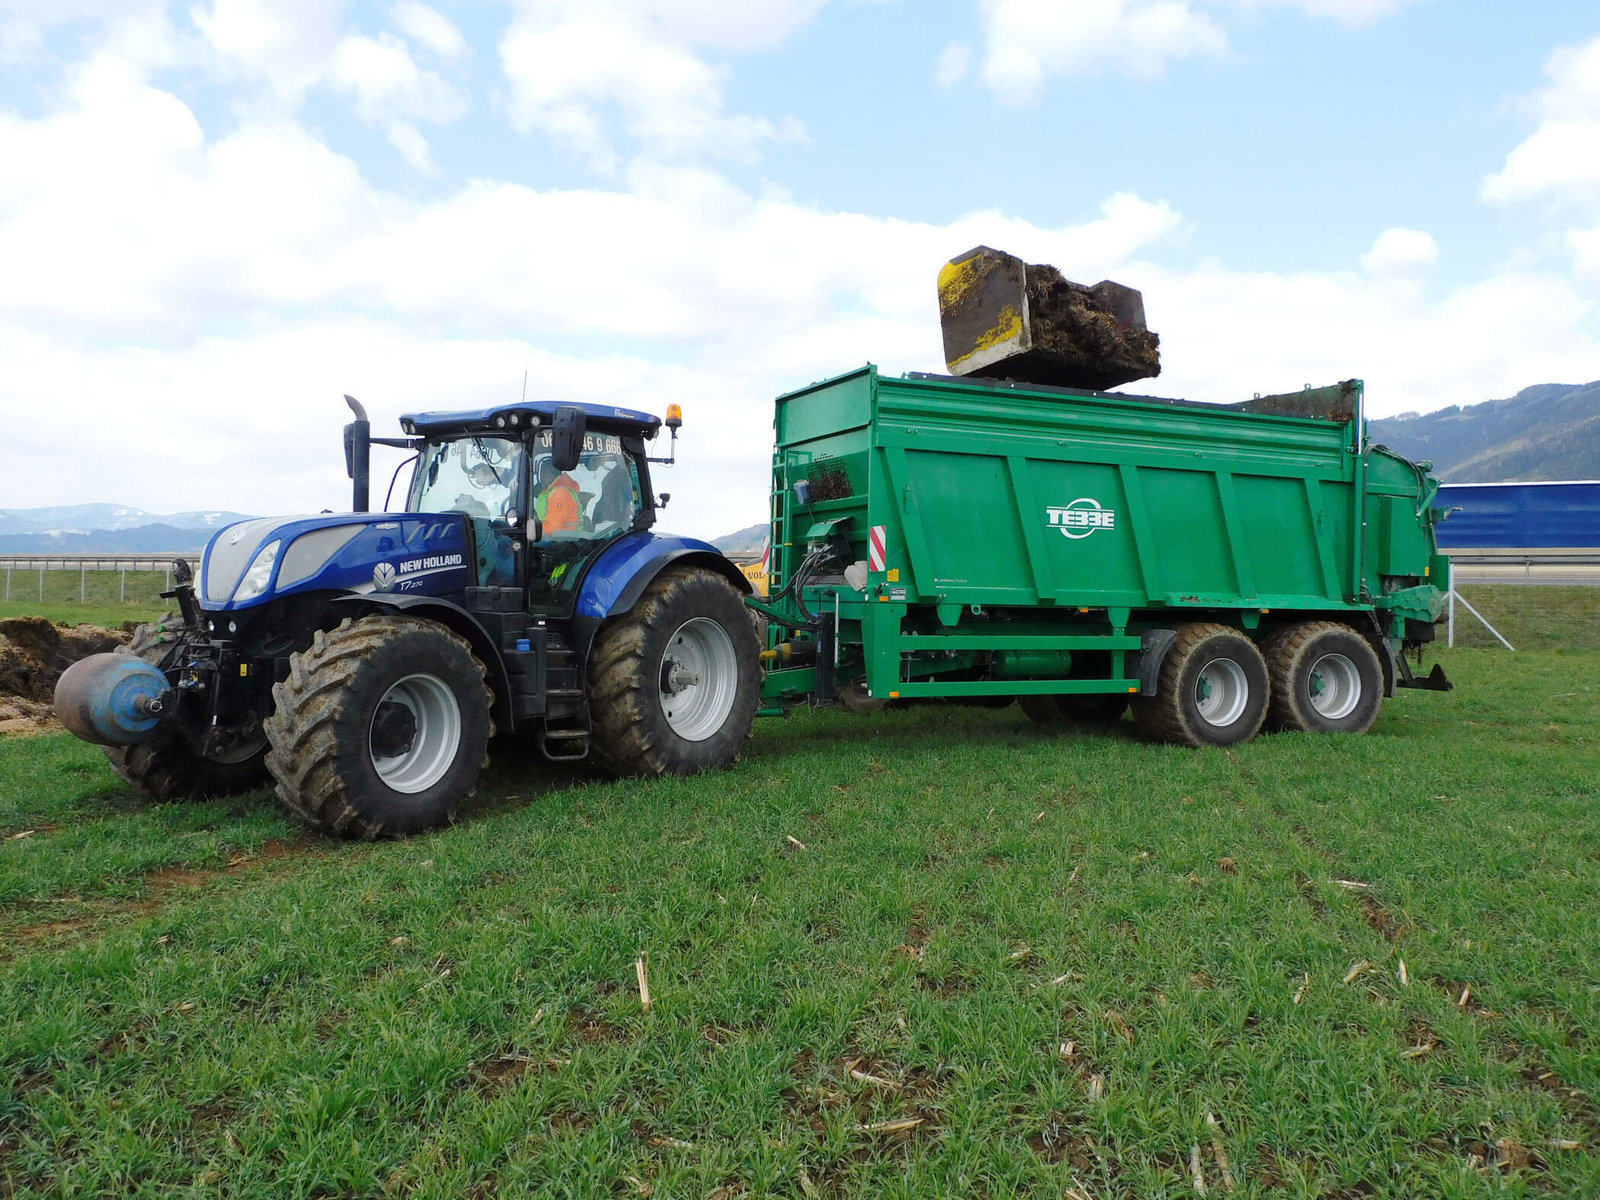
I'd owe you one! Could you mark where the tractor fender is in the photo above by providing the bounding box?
[325,594,513,728]
[570,532,752,664]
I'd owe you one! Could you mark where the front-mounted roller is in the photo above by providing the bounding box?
[54,612,269,801]
[937,245,1161,391]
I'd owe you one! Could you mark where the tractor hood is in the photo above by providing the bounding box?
[200,513,471,612]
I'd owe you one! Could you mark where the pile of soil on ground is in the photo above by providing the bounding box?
[1008,263,1161,391]
[0,617,130,734]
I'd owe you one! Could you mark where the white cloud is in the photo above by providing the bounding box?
[977,0,1228,100]
[1361,227,1437,274]
[191,0,346,101]
[4,23,1597,538]
[498,0,817,167]
[1481,35,1600,287]
[390,1,466,61]
[1483,37,1600,206]
[935,42,971,86]
[967,0,1420,98]
[1230,0,1418,28]
[329,31,467,171]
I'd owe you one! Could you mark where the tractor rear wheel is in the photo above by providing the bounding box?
[1131,623,1269,748]
[263,615,493,838]
[1261,621,1383,734]
[587,566,760,777]
[105,615,269,801]
[1018,693,1130,726]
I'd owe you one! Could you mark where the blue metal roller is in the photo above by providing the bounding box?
[54,653,172,747]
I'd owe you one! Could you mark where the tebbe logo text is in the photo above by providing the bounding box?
[1045,499,1117,540]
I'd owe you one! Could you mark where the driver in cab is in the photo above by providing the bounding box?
[534,459,582,534]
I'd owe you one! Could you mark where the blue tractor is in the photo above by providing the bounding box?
[55,397,760,837]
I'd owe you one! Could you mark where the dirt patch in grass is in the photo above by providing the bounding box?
[1028,1117,1099,1169]
[471,1048,556,1098]
[1359,894,1410,941]
[0,617,129,732]
[6,835,321,949]
[567,1006,629,1045]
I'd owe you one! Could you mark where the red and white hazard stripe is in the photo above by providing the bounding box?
[868,525,886,572]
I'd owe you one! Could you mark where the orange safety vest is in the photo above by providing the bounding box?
[536,473,581,533]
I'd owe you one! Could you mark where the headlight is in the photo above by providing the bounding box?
[231,540,281,603]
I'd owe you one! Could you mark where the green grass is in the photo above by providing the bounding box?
[2,650,1597,1198]
[0,570,170,629]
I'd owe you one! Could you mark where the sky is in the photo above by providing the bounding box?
[1,0,1598,540]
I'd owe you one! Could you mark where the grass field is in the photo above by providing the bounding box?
[0,569,171,630]
[2,648,1597,1198]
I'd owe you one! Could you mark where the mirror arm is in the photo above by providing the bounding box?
[646,427,678,465]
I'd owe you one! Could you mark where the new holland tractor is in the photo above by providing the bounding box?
[56,398,761,837]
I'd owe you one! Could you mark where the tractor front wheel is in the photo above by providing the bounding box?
[106,615,269,801]
[263,615,493,838]
[587,567,761,776]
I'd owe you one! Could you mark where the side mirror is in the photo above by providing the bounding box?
[657,492,671,509]
[552,405,586,473]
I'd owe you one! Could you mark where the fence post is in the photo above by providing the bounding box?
[165,566,172,594]
[1447,589,1455,648]
[39,567,45,603]
[4,565,10,602]
[80,564,87,603]
[120,569,127,603]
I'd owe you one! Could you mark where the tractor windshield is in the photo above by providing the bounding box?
[408,436,522,521]
[528,430,644,541]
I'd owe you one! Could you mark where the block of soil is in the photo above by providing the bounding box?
[939,246,1160,392]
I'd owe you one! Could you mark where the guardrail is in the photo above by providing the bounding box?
[1445,550,1600,586]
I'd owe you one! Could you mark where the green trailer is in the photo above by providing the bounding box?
[751,366,1451,746]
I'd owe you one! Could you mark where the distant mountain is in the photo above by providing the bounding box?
[0,503,252,538]
[0,524,222,554]
[1369,381,1600,482]
[710,523,768,556]
[0,504,255,554]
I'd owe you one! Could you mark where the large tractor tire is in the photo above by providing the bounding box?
[1018,693,1130,726]
[1131,623,1269,748]
[1261,621,1384,735]
[105,615,269,801]
[263,616,494,839]
[587,566,761,777]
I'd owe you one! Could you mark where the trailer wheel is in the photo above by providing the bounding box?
[263,616,493,838]
[1018,694,1130,726]
[587,566,760,777]
[1131,623,1268,748]
[105,615,269,801]
[1262,621,1383,734]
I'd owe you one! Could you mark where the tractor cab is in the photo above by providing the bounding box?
[395,400,669,618]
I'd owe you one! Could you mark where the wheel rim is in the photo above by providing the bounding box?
[659,617,739,742]
[369,673,462,794]
[1194,657,1249,727]
[1307,652,1362,720]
